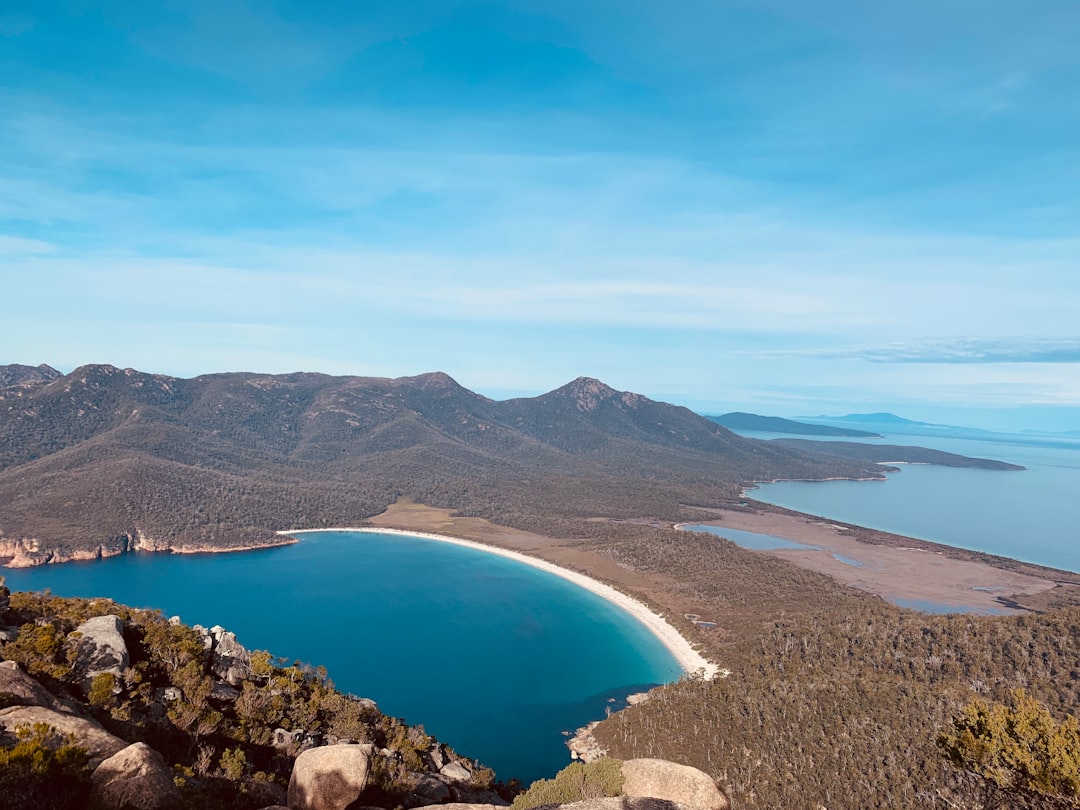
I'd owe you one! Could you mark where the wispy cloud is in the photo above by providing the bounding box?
[790,338,1080,364]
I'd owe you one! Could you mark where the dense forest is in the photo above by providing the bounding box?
[577,523,1080,808]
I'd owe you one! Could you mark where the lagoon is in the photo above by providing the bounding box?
[2,529,682,783]
[744,431,1080,573]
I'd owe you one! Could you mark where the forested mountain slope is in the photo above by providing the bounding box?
[0,365,879,556]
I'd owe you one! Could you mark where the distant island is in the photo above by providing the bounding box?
[769,438,1027,471]
[706,411,882,437]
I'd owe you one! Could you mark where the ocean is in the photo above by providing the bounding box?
[1,529,682,783]
[740,430,1080,574]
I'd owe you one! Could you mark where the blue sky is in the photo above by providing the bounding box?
[2,1,1079,430]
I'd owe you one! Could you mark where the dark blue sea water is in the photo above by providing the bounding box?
[2,530,682,783]
[741,431,1080,573]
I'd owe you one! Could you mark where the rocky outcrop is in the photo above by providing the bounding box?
[441,760,474,783]
[191,624,251,686]
[621,759,729,810]
[407,774,453,806]
[91,742,182,810]
[2,597,507,810]
[287,743,374,810]
[568,721,607,761]
[0,660,81,713]
[68,614,129,694]
[0,576,12,641]
[0,536,137,568]
[0,533,294,568]
[0,705,127,768]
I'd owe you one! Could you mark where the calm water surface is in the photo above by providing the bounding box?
[680,524,819,551]
[743,431,1080,573]
[3,530,682,783]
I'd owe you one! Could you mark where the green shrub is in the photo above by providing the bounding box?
[0,722,91,810]
[87,672,118,706]
[939,689,1080,806]
[512,758,624,810]
[219,746,248,780]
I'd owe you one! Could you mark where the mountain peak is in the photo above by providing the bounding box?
[552,377,627,412]
[395,371,481,397]
[0,363,62,390]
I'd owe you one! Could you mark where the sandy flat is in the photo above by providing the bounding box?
[279,524,719,680]
[679,509,1058,613]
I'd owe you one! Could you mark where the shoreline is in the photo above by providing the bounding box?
[676,507,1065,614]
[0,535,298,569]
[278,526,719,680]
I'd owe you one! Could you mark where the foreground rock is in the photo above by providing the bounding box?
[0,705,127,768]
[193,624,252,686]
[621,758,729,810]
[91,742,182,810]
[68,614,129,694]
[0,660,81,713]
[287,743,374,810]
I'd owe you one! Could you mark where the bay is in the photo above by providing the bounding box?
[2,529,682,783]
[742,431,1080,573]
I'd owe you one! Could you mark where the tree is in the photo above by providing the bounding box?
[938,689,1080,808]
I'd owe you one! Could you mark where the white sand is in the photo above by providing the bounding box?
[278,526,719,680]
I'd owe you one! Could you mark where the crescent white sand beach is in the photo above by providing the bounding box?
[278,526,719,680]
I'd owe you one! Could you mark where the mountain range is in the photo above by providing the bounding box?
[0,364,881,558]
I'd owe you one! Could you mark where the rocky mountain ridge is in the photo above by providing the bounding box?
[0,363,882,564]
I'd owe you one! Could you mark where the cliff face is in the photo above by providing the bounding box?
[0,535,135,568]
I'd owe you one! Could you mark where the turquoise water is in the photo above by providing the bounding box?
[2,530,682,783]
[743,431,1080,573]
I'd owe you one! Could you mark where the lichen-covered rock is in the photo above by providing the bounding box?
[209,625,250,686]
[68,614,129,694]
[620,759,729,810]
[440,760,473,783]
[210,682,241,702]
[0,661,81,713]
[0,705,126,768]
[91,742,182,810]
[287,743,374,810]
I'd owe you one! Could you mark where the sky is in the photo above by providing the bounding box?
[2,1,1079,431]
